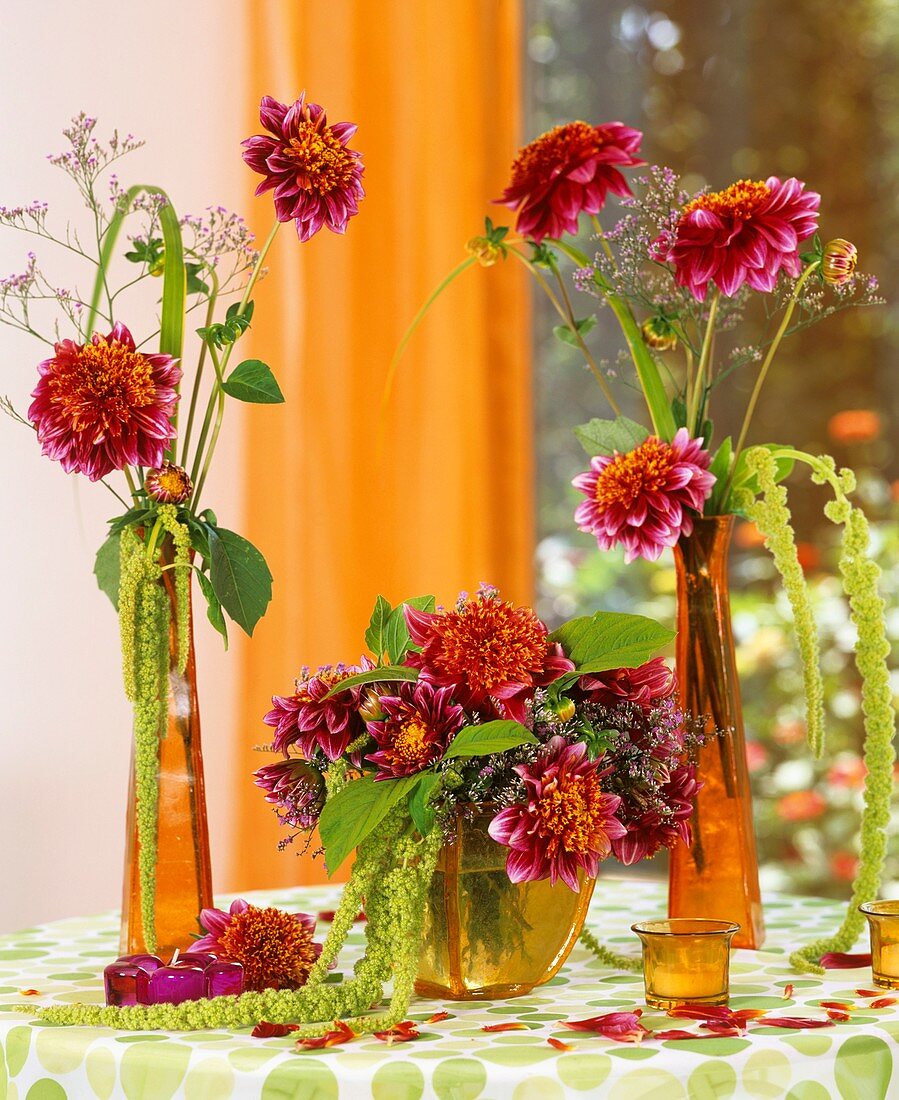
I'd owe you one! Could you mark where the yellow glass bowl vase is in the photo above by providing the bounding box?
[415,810,596,1000]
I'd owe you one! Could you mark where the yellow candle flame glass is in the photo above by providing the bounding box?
[631,918,739,1010]
[859,901,899,989]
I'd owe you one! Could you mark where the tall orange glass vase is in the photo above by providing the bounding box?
[668,516,765,949]
[119,541,213,956]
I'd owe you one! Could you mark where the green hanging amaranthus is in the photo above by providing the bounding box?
[31,806,440,1034]
[116,504,192,954]
[745,447,896,974]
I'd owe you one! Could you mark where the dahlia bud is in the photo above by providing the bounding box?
[641,315,678,351]
[358,687,386,724]
[821,239,858,286]
[550,697,576,722]
[145,462,193,504]
[465,236,502,267]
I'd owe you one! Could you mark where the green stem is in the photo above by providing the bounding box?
[180,269,220,467]
[189,221,279,509]
[688,289,720,432]
[144,517,164,563]
[729,262,820,479]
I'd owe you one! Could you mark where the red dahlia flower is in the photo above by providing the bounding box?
[573,429,715,563]
[612,762,698,865]
[495,121,643,242]
[242,93,364,242]
[655,176,820,300]
[488,736,626,891]
[404,590,574,722]
[263,658,374,761]
[193,899,322,991]
[580,656,676,711]
[28,322,180,481]
[365,682,465,780]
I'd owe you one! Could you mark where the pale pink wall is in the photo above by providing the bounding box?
[0,0,251,932]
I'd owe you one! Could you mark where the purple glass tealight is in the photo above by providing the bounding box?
[103,950,244,1006]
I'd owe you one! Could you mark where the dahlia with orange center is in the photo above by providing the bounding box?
[145,461,192,504]
[263,657,375,761]
[193,899,322,991]
[242,93,364,242]
[365,682,465,780]
[404,589,574,721]
[488,736,626,891]
[28,321,180,481]
[495,120,643,242]
[654,176,820,300]
[573,429,715,563]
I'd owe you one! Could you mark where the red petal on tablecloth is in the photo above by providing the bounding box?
[700,1021,749,1036]
[758,1017,836,1029]
[820,952,872,969]
[782,984,794,999]
[427,1011,451,1024]
[825,1009,851,1021]
[547,1037,573,1051]
[296,1021,356,1049]
[819,1001,854,1011]
[374,1021,420,1043]
[870,997,898,1009]
[562,1011,648,1042]
[655,1028,741,1040]
[481,1022,529,1033]
[18,989,40,996]
[670,1006,765,1027]
[251,1021,299,1038]
[856,989,882,998]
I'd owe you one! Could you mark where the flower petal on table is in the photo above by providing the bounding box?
[758,1016,836,1029]
[820,952,872,969]
[481,1022,529,1033]
[252,1021,299,1038]
[856,989,882,998]
[296,1020,356,1049]
[782,983,794,999]
[870,997,898,1009]
[562,1011,647,1042]
[547,1037,573,1051]
[656,1028,739,1040]
[427,1011,451,1024]
[374,1021,420,1043]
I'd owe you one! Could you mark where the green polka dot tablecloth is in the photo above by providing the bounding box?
[1,878,896,1100]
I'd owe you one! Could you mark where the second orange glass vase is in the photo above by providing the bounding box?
[668,515,765,949]
[415,811,595,999]
[119,541,213,956]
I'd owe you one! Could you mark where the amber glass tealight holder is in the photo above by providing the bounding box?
[632,918,739,1010]
[860,901,899,989]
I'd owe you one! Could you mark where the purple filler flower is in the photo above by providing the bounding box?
[242,93,364,242]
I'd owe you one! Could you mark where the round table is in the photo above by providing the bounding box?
[0,879,894,1099]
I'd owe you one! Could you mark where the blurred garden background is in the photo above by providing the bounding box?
[527,0,899,899]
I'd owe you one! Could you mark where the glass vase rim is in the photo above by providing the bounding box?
[860,900,899,917]
[631,918,740,937]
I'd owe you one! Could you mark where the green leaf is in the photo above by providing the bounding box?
[706,436,733,513]
[221,360,285,404]
[94,533,121,610]
[196,569,228,649]
[208,527,273,636]
[184,515,212,561]
[553,315,597,348]
[364,595,393,659]
[409,772,440,836]
[319,774,420,874]
[573,416,651,458]
[549,611,675,674]
[385,595,436,664]
[323,665,419,698]
[443,720,538,759]
[107,506,154,536]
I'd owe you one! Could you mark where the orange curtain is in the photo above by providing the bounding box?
[228,0,531,891]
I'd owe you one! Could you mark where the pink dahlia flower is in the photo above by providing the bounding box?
[580,657,676,712]
[263,658,374,761]
[612,762,698,866]
[488,736,626,891]
[404,590,574,722]
[242,93,364,242]
[254,758,325,830]
[28,321,180,481]
[496,121,643,242]
[655,176,820,301]
[194,899,322,991]
[573,429,715,563]
[365,681,465,780]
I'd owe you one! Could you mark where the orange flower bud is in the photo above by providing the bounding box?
[821,238,858,286]
[640,315,678,351]
[465,236,502,267]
